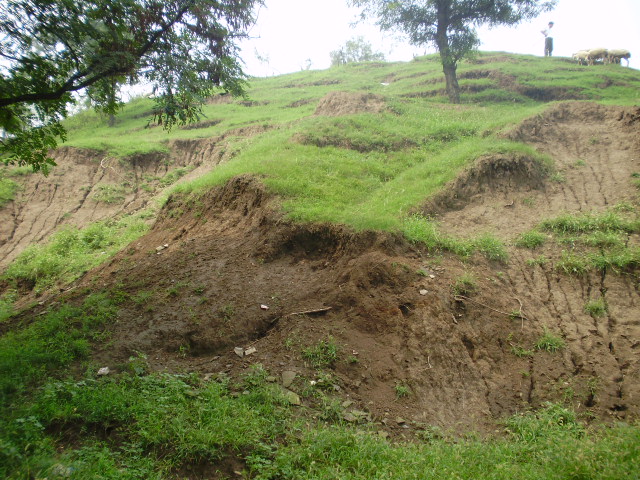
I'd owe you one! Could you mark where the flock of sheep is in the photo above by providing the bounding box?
[572,48,631,66]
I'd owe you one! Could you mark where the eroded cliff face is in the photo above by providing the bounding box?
[0,124,270,269]
[2,102,639,435]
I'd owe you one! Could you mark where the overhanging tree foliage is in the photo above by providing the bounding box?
[350,0,557,103]
[0,0,262,172]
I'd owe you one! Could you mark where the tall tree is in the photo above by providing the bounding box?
[0,0,262,172]
[350,0,557,103]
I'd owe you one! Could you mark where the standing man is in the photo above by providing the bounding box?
[541,21,554,56]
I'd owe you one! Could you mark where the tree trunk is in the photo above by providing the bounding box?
[435,9,460,105]
[441,59,460,104]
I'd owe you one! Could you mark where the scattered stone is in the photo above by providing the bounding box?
[342,400,354,408]
[244,346,257,356]
[97,367,110,376]
[282,370,296,387]
[260,304,269,310]
[343,412,358,422]
[429,274,436,279]
[50,464,73,478]
[281,388,301,406]
[396,417,406,425]
[419,289,428,295]
[233,347,244,358]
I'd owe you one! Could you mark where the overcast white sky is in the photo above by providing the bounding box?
[239,0,640,75]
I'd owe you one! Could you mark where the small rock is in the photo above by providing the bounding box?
[429,274,435,279]
[396,417,406,425]
[419,289,428,295]
[260,304,269,310]
[266,376,277,383]
[282,370,296,388]
[97,367,110,376]
[233,347,244,358]
[155,245,165,252]
[50,464,73,478]
[343,412,358,422]
[281,388,301,406]
[244,346,257,356]
[342,400,354,408]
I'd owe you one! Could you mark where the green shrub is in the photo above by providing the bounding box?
[302,338,339,369]
[516,230,546,249]
[535,328,565,353]
[451,273,478,296]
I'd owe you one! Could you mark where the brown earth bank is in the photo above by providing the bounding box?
[3,101,640,438]
[0,124,271,269]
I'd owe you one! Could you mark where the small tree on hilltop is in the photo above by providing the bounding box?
[0,0,262,173]
[330,36,386,67]
[349,0,557,103]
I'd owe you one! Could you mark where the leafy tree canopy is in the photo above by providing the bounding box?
[0,0,262,172]
[350,0,557,103]
[330,36,386,67]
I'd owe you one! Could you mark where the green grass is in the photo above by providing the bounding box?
[1,293,638,479]
[531,210,640,275]
[451,272,478,296]
[516,230,547,249]
[2,214,149,293]
[584,298,608,317]
[535,328,566,353]
[0,173,20,207]
[302,337,339,369]
[3,52,640,478]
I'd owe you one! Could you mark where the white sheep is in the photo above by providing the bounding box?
[587,48,608,65]
[572,50,589,65]
[607,49,631,66]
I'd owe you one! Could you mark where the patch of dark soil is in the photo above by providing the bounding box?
[207,94,233,104]
[519,86,587,102]
[180,119,222,130]
[284,79,342,88]
[314,91,387,116]
[284,98,314,108]
[238,100,270,107]
[172,453,247,480]
[292,130,415,153]
[421,153,549,215]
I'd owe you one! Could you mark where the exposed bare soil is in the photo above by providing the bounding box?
[0,124,270,269]
[3,101,640,438]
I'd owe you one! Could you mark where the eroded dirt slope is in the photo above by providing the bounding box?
[0,125,269,269]
[5,102,640,437]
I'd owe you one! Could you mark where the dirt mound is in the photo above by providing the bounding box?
[314,91,387,116]
[45,136,637,437]
[4,100,640,437]
[429,102,640,238]
[421,152,549,214]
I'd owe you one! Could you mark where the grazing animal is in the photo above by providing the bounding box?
[587,48,608,65]
[572,50,589,65]
[607,49,631,66]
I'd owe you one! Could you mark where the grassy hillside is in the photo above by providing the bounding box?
[61,53,640,233]
[1,52,640,479]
